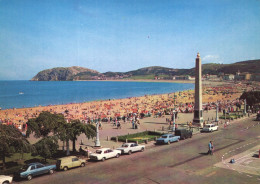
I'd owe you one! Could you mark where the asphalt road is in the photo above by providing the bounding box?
[16,117,260,184]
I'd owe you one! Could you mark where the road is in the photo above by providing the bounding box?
[17,117,260,184]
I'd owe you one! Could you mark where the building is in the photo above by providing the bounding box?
[173,75,194,80]
[223,74,235,81]
[235,72,252,81]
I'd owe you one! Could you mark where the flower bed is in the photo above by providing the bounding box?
[111,131,163,144]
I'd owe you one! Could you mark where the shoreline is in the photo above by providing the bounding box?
[0,81,257,127]
[75,79,195,84]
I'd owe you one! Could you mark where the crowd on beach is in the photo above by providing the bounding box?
[0,81,258,131]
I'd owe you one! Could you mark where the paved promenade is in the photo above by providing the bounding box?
[75,109,248,153]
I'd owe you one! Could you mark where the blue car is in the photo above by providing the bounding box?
[156,134,180,145]
[14,162,56,181]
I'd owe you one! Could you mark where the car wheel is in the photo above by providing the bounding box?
[167,141,170,145]
[49,169,54,174]
[63,166,68,171]
[3,181,10,184]
[190,135,192,138]
[27,175,32,181]
[81,163,85,167]
[102,157,106,162]
[128,150,132,155]
[116,153,120,158]
[141,147,144,152]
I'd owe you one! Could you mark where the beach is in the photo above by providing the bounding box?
[0,80,256,130]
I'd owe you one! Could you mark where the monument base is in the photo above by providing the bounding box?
[193,110,203,127]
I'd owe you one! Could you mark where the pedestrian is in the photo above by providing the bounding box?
[117,121,121,129]
[208,141,214,155]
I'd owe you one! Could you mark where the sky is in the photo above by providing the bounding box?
[0,0,260,80]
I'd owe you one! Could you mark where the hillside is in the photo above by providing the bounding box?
[31,59,260,81]
[31,66,100,81]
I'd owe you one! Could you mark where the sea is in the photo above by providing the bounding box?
[0,80,194,110]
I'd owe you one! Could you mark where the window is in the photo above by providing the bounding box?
[72,158,79,162]
[36,164,44,168]
[30,166,35,170]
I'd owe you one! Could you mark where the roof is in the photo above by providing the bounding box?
[96,148,110,151]
[27,162,42,165]
[162,134,173,136]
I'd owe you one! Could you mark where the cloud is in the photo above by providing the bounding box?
[202,55,221,63]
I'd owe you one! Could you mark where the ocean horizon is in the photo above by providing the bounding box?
[0,80,194,110]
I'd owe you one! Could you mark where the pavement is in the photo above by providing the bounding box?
[74,110,255,154]
[215,144,260,176]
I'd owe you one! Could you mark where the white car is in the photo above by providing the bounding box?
[117,143,145,155]
[202,124,218,132]
[0,175,13,184]
[89,148,121,162]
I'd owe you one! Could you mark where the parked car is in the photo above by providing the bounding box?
[89,148,121,161]
[256,112,260,121]
[175,129,192,139]
[13,162,56,181]
[56,156,86,171]
[156,134,180,144]
[116,143,145,154]
[0,175,13,184]
[202,124,218,132]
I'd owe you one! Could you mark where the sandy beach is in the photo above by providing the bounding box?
[0,80,257,130]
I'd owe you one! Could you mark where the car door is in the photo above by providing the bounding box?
[169,135,173,142]
[130,144,135,152]
[104,150,110,159]
[29,165,38,176]
[133,143,139,152]
[36,164,46,175]
[108,149,114,158]
[72,157,80,167]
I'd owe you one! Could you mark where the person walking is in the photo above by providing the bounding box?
[208,141,214,155]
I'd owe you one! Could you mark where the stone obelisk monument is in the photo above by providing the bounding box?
[193,52,203,126]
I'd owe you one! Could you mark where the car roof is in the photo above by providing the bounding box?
[97,148,111,151]
[27,162,42,166]
[58,156,77,159]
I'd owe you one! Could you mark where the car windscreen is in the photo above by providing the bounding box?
[21,165,29,171]
[96,150,102,154]
[122,144,129,148]
[162,135,168,138]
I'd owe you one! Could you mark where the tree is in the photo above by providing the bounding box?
[33,136,59,162]
[56,120,96,155]
[69,120,96,152]
[26,112,96,156]
[0,125,31,169]
[240,91,260,106]
[26,111,66,138]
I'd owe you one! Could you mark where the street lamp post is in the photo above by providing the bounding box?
[95,120,101,147]
[215,103,219,122]
[172,110,176,132]
[244,99,247,115]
